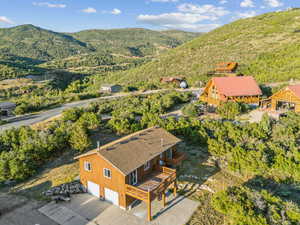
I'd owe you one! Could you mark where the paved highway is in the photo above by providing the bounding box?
[0,88,201,133]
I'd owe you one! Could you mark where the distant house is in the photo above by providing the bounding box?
[215,62,238,74]
[0,102,16,116]
[100,84,122,93]
[200,76,262,106]
[75,127,186,221]
[267,84,300,113]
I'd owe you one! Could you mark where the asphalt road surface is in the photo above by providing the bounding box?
[0,88,201,133]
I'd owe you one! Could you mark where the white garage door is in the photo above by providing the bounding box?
[104,188,119,206]
[87,181,100,198]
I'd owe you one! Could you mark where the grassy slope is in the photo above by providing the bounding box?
[0,25,91,61]
[0,25,200,79]
[105,9,300,86]
[70,28,201,57]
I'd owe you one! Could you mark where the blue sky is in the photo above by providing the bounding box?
[0,0,298,32]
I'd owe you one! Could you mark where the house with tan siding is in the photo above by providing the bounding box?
[200,76,262,106]
[74,127,186,221]
[263,84,300,113]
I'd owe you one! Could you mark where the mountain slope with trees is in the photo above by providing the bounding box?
[71,28,200,57]
[105,9,300,86]
[0,25,200,80]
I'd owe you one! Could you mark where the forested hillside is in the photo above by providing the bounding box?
[71,28,200,57]
[105,9,300,86]
[0,25,200,80]
[0,24,91,61]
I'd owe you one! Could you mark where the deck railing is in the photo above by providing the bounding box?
[200,96,220,105]
[165,152,186,166]
[162,166,176,175]
[125,167,176,202]
[125,184,149,201]
[151,170,176,199]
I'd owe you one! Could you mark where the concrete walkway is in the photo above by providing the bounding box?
[39,202,94,225]
[38,193,199,225]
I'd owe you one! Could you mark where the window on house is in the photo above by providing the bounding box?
[160,153,163,159]
[103,168,111,179]
[167,149,173,159]
[129,170,138,185]
[84,161,92,171]
[144,161,150,171]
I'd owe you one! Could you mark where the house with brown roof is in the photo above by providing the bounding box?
[200,76,262,106]
[267,84,300,113]
[74,127,186,221]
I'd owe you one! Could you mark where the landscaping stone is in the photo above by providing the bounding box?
[43,180,87,197]
[198,184,215,193]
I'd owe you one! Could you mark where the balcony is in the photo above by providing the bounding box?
[125,167,176,202]
[165,151,187,167]
[200,95,220,105]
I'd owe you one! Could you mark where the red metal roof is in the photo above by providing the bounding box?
[288,84,300,98]
[212,76,262,97]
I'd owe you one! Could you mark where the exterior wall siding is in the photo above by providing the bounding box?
[78,148,176,209]
[79,153,127,208]
[270,89,300,112]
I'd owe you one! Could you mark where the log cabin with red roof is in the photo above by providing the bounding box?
[268,84,300,113]
[74,127,186,221]
[200,76,262,106]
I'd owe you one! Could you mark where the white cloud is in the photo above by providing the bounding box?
[138,13,213,25]
[111,8,121,15]
[0,16,14,24]
[82,7,97,13]
[240,0,255,8]
[150,0,178,2]
[264,0,283,7]
[219,0,228,4]
[236,10,257,18]
[33,2,66,8]
[177,4,229,17]
[137,3,229,32]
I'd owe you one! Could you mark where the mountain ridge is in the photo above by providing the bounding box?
[103,9,300,87]
[0,24,200,79]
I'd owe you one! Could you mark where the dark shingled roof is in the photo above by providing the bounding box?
[212,76,262,97]
[75,127,181,175]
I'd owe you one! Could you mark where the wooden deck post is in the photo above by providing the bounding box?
[174,180,177,197]
[162,192,166,208]
[147,191,152,221]
[147,200,152,221]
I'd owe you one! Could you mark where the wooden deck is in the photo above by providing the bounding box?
[125,167,176,202]
[166,152,186,166]
[138,172,171,192]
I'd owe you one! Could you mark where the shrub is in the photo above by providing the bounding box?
[69,123,91,152]
[217,102,242,120]
[182,102,205,117]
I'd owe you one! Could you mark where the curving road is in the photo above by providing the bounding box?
[0,88,201,133]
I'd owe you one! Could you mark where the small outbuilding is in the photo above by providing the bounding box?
[269,84,300,113]
[100,84,122,93]
[200,76,262,106]
[0,102,16,116]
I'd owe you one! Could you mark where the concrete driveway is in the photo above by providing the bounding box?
[0,193,57,225]
[39,193,199,225]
